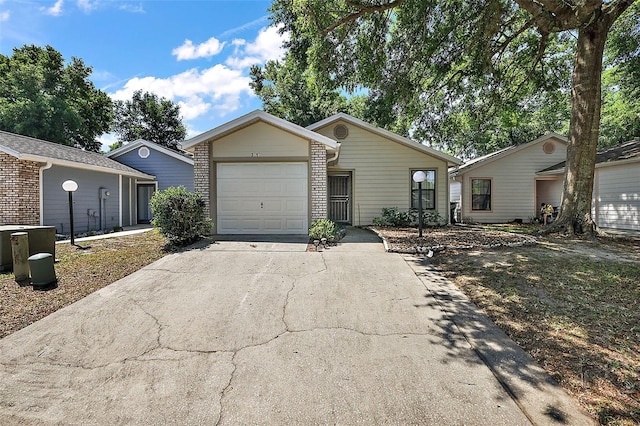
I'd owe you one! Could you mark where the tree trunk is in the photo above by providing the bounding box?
[555,18,612,235]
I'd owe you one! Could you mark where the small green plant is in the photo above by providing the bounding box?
[375,207,414,227]
[373,207,444,227]
[419,210,444,227]
[150,186,212,246]
[309,218,338,240]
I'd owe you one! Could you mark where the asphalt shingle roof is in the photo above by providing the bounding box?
[0,130,153,178]
[538,139,640,173]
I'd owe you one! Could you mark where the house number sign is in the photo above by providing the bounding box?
[250,152,260,157]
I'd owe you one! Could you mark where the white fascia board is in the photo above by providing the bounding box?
[107,139,194,165]
[20,154,155,180]
[458,133,569,175]
[0,144,22,158]
[182,110,338,151]
[308,113,462,166]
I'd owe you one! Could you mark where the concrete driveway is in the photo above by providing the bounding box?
[0,229,591,425]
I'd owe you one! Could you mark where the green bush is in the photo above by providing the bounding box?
[373,207,413,227]
[309,218,338,240]
[150,186,212,246]
[372,207,445,227]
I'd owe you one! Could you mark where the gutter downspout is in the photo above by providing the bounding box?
[39,162,53,225]
[118,175,123,228]
[326,143,341,164]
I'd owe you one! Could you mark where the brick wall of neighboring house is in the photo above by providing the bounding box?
[310,141,327,222]
[0,152,40,225]
[193,143,211,217]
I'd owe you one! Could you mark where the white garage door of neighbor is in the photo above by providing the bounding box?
[217,162,309,234]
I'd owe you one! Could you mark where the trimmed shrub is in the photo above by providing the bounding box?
[309,218,339,240]
[150,186,212,246]
[372,207,445,227]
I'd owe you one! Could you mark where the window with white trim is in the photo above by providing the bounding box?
[410,170,436,210]
[471,179,491,210]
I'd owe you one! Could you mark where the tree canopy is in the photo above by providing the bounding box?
[0,45,113,152]
[268,0,638,234]
[111,90,187,151]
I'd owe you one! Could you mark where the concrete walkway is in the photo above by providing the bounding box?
[0,228,592,425]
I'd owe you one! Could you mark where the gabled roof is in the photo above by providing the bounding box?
[538,139,640,175]
[308,113,462,166]
[182,110,338,151]
[451,133,568,176]
[106,139,194,165]
[0,130,154,179]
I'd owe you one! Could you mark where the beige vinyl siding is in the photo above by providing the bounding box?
[536,179,563,208]
[316,121,449,225]
[460,138,567,223]
[594,163,640,231]
[212,121,309,159]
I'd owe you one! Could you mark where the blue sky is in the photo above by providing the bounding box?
[0,0,287,150]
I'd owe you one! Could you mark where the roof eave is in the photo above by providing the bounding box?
[20,154,155,180]
[107,139,194,165]
[308,113,462,166]
[183,110,338,151]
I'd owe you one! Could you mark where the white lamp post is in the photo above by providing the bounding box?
[62,180,78,245]
[412,171,427,237]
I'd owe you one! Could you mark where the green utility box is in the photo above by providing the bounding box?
[0,226,56,271]
[28,253,57,288]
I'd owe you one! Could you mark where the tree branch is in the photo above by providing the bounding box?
[602,0,637,23]
[321,0,405,35]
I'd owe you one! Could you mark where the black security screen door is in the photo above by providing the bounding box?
[328,175,350,223]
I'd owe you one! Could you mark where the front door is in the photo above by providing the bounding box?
[137,184,155,224]
[328,174,351,223]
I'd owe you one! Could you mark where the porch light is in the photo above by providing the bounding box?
[62,180,78,245]
[412,171,427,237]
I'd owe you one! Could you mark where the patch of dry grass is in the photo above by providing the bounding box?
[0,230,167,339]
[424,232,640,425]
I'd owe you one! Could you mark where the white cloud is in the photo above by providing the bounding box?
[42,0,64,16]
[225,25,289,70]
[110,65,252,119]
[76,0,96,13]
[0,10,9,22]
[109,25,290,126]
[218,15,269,39]
[119,3,145,14]
[99,133,118,153]
[172,37,226,61]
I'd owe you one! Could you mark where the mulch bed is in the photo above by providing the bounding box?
[369,225,537,253]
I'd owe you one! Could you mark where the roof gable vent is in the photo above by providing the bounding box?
[543,141,555,154]
[138,147,150,158]
[333,124,349,140]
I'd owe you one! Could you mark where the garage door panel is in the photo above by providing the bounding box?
[218,199,261,215]
[217,162,309,234]
[285,200,306,214]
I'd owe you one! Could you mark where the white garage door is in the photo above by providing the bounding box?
[217,162,309,234]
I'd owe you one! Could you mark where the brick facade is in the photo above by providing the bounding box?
[0,152,40,225]
[310,141,328,221]
[193,143,211,217]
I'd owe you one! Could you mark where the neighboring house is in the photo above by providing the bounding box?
[537,139,640,231]
[449,133,568,223]
[182,110,461,235]
[0,131,154,234]
[106,139,194,224]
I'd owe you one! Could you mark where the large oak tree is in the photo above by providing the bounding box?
[0,45,112,152]
[272,0,638,235]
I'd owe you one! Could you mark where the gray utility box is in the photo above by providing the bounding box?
[0,226,56,272]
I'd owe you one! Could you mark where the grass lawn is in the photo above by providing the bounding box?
[0,230,168,339]
[431,231,640,425]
